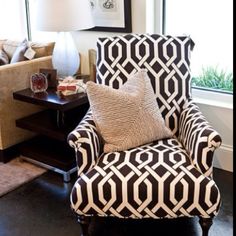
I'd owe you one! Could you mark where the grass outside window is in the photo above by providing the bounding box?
[192,66,233,93]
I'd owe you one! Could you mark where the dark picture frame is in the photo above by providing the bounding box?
[39,68,57,88]
[88,0,132,33]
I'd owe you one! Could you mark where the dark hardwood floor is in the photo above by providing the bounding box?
[0,168,233,236]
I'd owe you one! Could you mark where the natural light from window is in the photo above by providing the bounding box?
[0,0,28,40]
[28,0,57,42]
[165,0,233,93]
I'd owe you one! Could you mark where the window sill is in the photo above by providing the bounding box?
[192,88,233,109]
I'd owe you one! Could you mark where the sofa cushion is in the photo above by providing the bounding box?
[86,69,173,153]
[10,39,28,63]
[2,39,55,60]
[0,49,9,65]
[30,42,55,58]
[2,39,20,59]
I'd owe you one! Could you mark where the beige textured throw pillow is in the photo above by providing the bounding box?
[86,69,173,153]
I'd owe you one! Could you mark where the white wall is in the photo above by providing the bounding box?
[71,0,147,75]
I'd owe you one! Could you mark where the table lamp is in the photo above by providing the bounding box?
[34,0,94,77]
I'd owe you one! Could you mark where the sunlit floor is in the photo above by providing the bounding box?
[0,168,232,236]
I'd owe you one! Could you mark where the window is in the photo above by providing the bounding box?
[0,0,56,42]
[0,0,28,40]
[164,0,233,93]
[27,0,57,42]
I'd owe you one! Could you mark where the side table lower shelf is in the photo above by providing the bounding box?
[18,135,76,182]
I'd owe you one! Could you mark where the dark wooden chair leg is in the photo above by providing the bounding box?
[77,216,91,236]
[199,217,213,236]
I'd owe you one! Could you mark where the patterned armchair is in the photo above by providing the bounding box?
[68,34,222,236]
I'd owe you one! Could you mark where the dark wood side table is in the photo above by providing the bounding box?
[13,87,89,182]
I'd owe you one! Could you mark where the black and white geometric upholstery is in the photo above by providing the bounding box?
[68,34,222,235]
[96,34,194,135]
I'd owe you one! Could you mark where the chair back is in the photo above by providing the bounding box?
[96,34,194,135]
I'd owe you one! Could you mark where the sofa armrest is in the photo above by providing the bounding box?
[0,56,53,97]
[0,56,53,150]
[67,109,103,176]
[178,99,222,177]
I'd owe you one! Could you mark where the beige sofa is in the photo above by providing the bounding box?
[0,39,55,162]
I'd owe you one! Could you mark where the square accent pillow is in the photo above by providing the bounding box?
[86,69,173,153]
[0,49,9,65]
[2,39,20,58]
[29,42,55,58]
[10,39,28,63]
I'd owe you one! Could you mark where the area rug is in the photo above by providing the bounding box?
[0,156,47,197]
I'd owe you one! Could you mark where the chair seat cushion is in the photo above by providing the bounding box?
[71,138,220,219]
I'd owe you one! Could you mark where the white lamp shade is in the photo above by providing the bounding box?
[35,0,94,32]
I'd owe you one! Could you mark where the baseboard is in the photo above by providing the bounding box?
[0,144,20,163]
[213,144,233,172]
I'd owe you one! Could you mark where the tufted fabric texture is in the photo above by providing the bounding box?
[86,70,172,153]
[68,34,222,222]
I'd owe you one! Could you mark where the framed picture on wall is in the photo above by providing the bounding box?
[88,0,132,33]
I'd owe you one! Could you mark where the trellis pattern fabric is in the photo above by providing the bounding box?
[96,34,194,135]
[69,110,221,219]
[70,138,221,218]
[68,110,102,176]
[68,34,222,221]
[178,100,222,177]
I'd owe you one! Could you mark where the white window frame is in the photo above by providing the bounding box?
[147,0,233,110]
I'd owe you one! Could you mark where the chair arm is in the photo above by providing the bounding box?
[178,99,222,177]
[67,109,103,176]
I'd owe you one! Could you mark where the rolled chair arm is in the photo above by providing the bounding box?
[67,109,103,176]
[178,99,222,177]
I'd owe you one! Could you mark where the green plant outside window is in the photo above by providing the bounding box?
[191,66,233,93]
